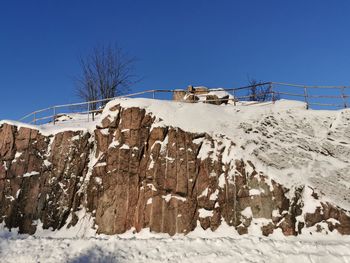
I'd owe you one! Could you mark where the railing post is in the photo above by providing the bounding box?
[304,86,309,109]
[53,107,56,125]
[342,86,347,109]
[87,102,90,122]
[92,102,95,121]
[233,88,236,106]
[270,83,275,103]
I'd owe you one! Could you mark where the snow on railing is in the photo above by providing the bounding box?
[19,82,350,125]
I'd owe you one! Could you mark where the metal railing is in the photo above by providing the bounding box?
[18,82,350,125]
[19,89,172,125]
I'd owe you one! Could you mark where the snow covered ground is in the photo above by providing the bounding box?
[2,234,350,263]
[2,220,350,262]
[1,215,350,262]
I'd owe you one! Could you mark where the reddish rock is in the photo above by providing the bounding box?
[261,223,275,236]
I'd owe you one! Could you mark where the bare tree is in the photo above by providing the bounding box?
[247,78,272,102]
[75,44,138,109]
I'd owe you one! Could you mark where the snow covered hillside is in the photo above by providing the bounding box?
[4,98,349,209]
[109,98,350,210]
[1,98,350,262]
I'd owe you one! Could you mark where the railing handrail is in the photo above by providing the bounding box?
[271,82,350,89]
[18,82,350,125]
[18,89,158,122]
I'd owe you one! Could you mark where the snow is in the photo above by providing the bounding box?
[209,189,219,201]
[198,188,208,198]
[2,161,8,171]
[147,198,153,205]
[0,119,94,136]
[272,209,281,217]
[302,186,321,214]
[1,232,350,263]
[119,144,130,150]
[43,160,51,167]
[162,194,172,202]
[5,195,15,202]
[14,152,22,159]
[12,152,23,163]
[241,207,253,218]
[196,139,215,160]
[94,162,107,168]
[162,194,186,203]
[108,140,120,149]
[22,171,39,177]
[71,134,80,141]
[327,218,340,225]
[195,87,235,103]
[147,183,157,191]
[172,195,187,202]
[198,208,214,218]
[148,159,155,169]
[94,177,102,185]
[99,128,109,135]
[206,89,234,100]
[0,209,350,262]
[218,173,226,188]
[249,188,264,196]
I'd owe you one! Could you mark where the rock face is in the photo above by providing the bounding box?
[0,104,350,236]
[0,124,90,234]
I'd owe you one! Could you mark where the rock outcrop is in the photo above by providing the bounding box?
[0,103,349,236]
[172,86,231,105]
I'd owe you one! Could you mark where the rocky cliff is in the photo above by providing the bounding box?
[1,99,350,236]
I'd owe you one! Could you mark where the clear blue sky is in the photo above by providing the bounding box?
[1,0,350,120]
